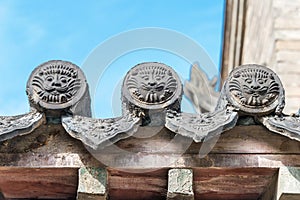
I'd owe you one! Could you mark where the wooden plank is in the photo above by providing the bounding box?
[107,168,168,200]
[0,153,299,169]
[221,0,234,82]
[107,167,279,200]
[193,168,278,200]
[0,167,280,200]
[0,125,299,169]
[1,124,299,160]
[0,167,78,199]
[0,124,87,154]
[209,125,300,154]
[103,125,300,154]
[260,168,278,200]
[107,153,300,168]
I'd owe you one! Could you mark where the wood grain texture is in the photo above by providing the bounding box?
[90,125,300,154]
[106,167,279,200]
[193,168,278,200]
[108,168,168,200]
[0,125,299,168]
[0,124,298,199]
[0,167,78,199]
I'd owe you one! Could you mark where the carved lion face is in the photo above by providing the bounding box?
[126,64,177,104]
[32,65,80,104]
[228,67,280,108]
[123,62,182,109]
[27,61,86,110]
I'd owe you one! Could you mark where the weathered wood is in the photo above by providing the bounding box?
[0,125,299,169]
[221,0,233,83]
[107,167,280,200]
[77,167,107,200]
[208,125,300,154]
[0,153,299,169]
[221,0,246,84]
[241,0,275,66]
[0,167,78,199]
[0,123,298,199]
[94,125,300,154]
[259,168,278,200]
[0,124,104,168]
[167,169,194,200]
[0,167,281,200]
[193,168,278,200]
[0,125,300,168]
[107,168,168,200]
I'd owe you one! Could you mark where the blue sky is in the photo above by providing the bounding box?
[0,0,224,117]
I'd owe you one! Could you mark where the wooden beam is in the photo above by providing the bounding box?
[2,125,300,155]
[0,167,77,199]
[0,125,299,169]
[167,168,194,200]
[194,168,278,200]
[0,153,299,169]
[259,168,278,200]
[107,168,168,200]
[0,123,298,199]
[113,125,300,154]
[221,0,247,85]
[0,167,281,199]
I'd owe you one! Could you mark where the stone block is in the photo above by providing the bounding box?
[167,168,194,200]
[77,167,107,200]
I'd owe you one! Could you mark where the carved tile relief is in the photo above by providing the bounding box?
[27,60,88,110]
[0,61,299,151]
[0,110,45,141]
[226,64,284,115]
[122,62,182,110]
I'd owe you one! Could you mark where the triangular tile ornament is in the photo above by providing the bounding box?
[62,62,183,149]
[178,63,300,142]
[63,62,238,149]
[1,61,299,149]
